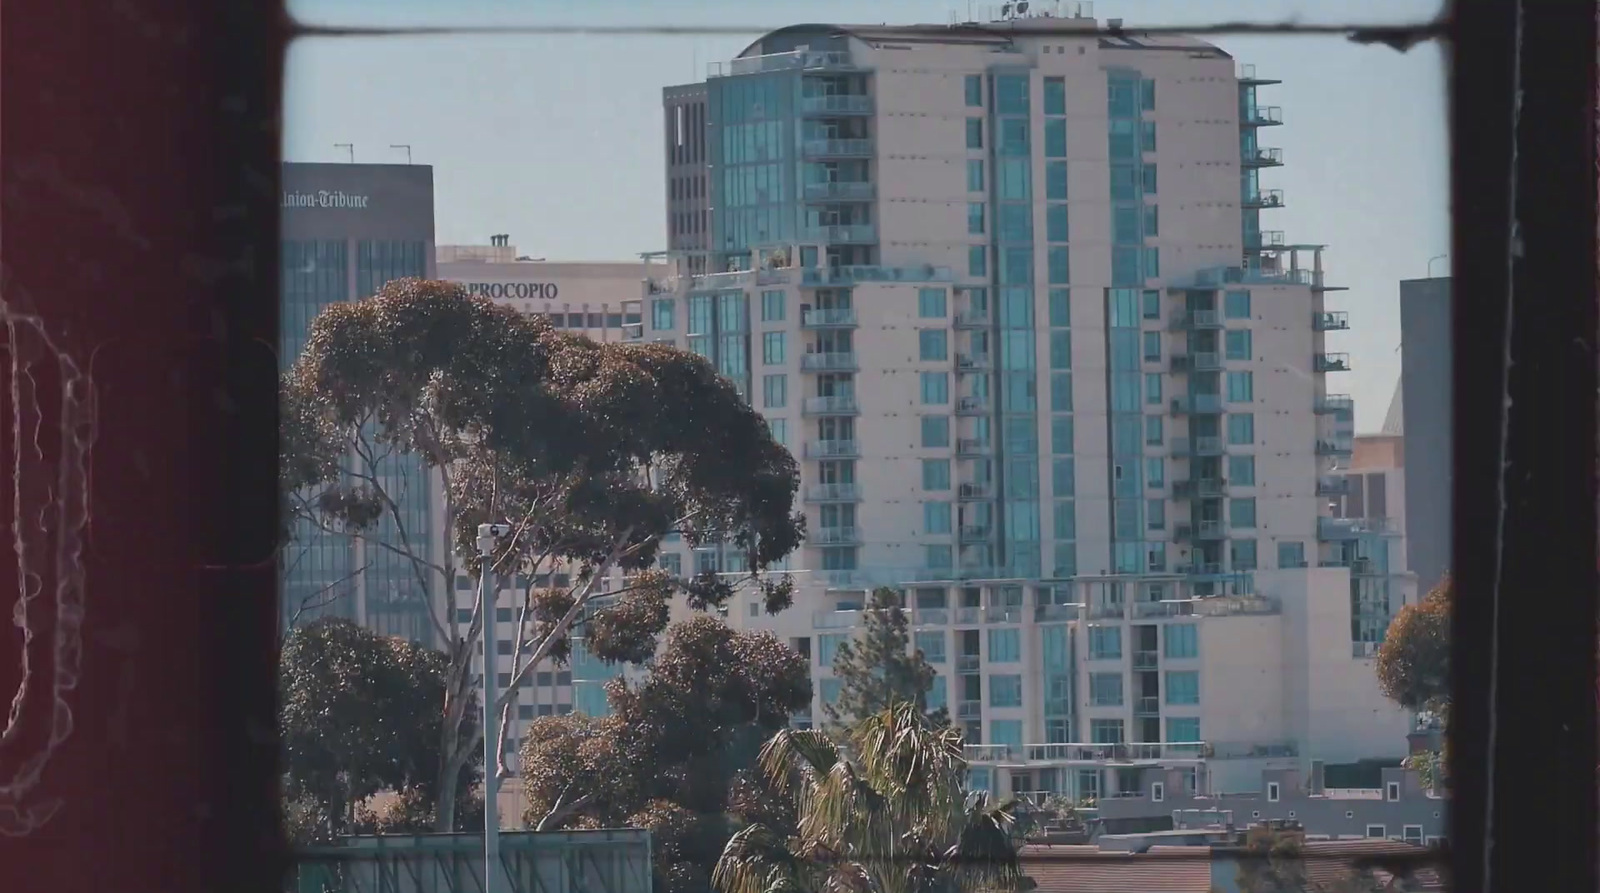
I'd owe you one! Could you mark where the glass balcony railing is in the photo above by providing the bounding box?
[801,263,953,285]
[1171,436,1224,457]
[801,351,859,372]
[1171,352,1222,372]
[956,438,993,457]
[1170,394,1223,415]
[802,395,860,415]
[1314,352,1352,372]
[1316,475,1353,495]
[955,395,990,415]
[1240,105,1283,126]
[1315,393,1355,414]
[1133,651,1160,670]
[913,608,949,626]
[1241,147,1284,168]
[1173,520,1227,543]
[714,50,864,78]
[802,180,874,202]
[1168,309,1223,330]
[800,94,874,115]
[800,223,877,244]
[1173,477,1226,499]
[1188,265,1316,288]
[985,605,1025,624]
[956,654,981,672]
[958,524,994,542]
[803,438,859,458]
[805,482,862,502]
[957,481,994,500]
[1242,188,1285,209]
[801,138,874,158]
[954,306,991,327]
[1314,311,1350,331]
[1244,230,1286,250]
[812,526,860,545]
[1135,696,1162,715]
[800,307,858,328]
[1318,516,1399,539]
[957,352,993,371]
[1316,439,1354,457]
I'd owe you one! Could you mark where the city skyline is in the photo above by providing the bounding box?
[282,0,1449,432]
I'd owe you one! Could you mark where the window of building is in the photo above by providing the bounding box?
[1166,717,1199,744]
[1047,331,1072,370]
[1226,371,1254,403]
[1053,457,1075,497]
[1388,782,1402,802]
[922,459,952,491]
[1146,457,1164,488]
[1110,165,1138,201]
[1043,76,1066,115]
[1230,498,1258,529]
[766,417,786,447]
[1049,288,1071,326]
[989,674,1023,707]
[925,544,953,569]
[966,118,984,149]
[1053,542,1077,577]
[1144,415,1163,445]
[1141,120,1157,153]
[1054,500,1076,539]
[1141,79,1156,111]
[1050,372,1073,412]
[921,371,950,404]
[1088,625,1122,660]
[1225,328,1252,360]
[1268,782,1281,803]
[968,245,988,277]
[1141,165,1158,194]
[915,631,946,663]
[1143,247,1160,279]
[988,628,1021,662]
[1046,161,1068,200]
[1052,416,1074,454]
[924,501,953,534]
[1090,719,1125,744]
[1047,247,1070,284]
[991,719,1023,747]
[995,74,1029,114]
[1142,331,1162,363]
[652,298,675,330]
[1044,119,1067,157]
[658,552,682,576]
[1046,718,1070,743]
[1146,498,1165,530]
[1278,541,1306,568]
[967,159,985,192]
[920,329,949,362]
[1164,623,1198,659]
[1224,289,1251,319]
[762,373,786,409]
[922,415,950,448]
[1227,413,1254,445]
[1089,672,1123,706]
[968,202,986,235]
[1365,825,1386,839]
[1166,671,1200,705]
[1232,538,1258,571]
[964,74,984,106]
[763,331,786,365]
[761,290,785,322]
[1047,204,1069,242]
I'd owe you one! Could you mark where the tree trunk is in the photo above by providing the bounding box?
[433,636,479,831]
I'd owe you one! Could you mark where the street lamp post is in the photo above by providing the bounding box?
[1427,254,1448,278]
[476,523,510,893]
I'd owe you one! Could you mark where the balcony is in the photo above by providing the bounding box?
[1045,697,1072,717]
[1133,651,1160,670]
[1134,696,1162,715]
[957,438,993,457]
[985,605,1025,624]
[1174,520,1226,543]
[1171,436,1224,457]
[958,524,995,543]
[1173,478,1226,500]
[1315,439,1354,457]
[715,49,865,77]
[801,351,859,372]
[954,607,982,625]
[801,181,875,202]
[1175,561,1224,577]
[1313,311,1350,332]
[805,483,862,503]
[1240,105,1284,127]
[804,439,860,458]
[812,526,860,545]
[1242,188,1285,209]
[1021,742,1209,764]
[1315,393,1355,415]
[799,94,874,116]
[1314,352,1351,373]
[956,352,993,371]
[1133,600,1193,618]
[1318,516,1399,540]
[1168,309,1223,330]
[1171,352,1222,373]
[802,395,860,416]
[812,609,863,629]
[964,744,1017,763]
[954,307,991,328]
[1088,602,1127,620]
[956,654,981,672]
[1035,603,1080,621]
[801,138,874,159]
[800,308,859,328]
[1241,147,1284,168]
[800,223,877,244]
[801,264,953,286]
[1244,230,1286,251]
[1238,64,1282,87]
[913,608,949,626]
[957,481,995,500]
[957,700,984,719]
[1316,475,1353,496]
[1170,394,1223,415]
[955,395,991,415]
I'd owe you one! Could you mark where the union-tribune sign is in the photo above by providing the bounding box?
[463,282,561,300]
[281,189,371,209]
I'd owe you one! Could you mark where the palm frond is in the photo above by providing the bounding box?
[713,824,807,893]
[759,726,840,796]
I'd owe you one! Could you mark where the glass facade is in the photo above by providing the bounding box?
[710,73,797,266]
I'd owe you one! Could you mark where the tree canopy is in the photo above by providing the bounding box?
[278,618,481,841]
[1375,574,1452,716]
[519,615,812,893]
[823,586,946,729]
[714,701,1035,893]
[281,279,805,829]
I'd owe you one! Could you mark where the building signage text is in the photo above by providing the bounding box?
[464,282,560,300]
[282,190,371,209]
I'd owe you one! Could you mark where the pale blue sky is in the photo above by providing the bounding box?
[284,0,1448,432]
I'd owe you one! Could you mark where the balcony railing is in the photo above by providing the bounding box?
[1135,696,1162,715]
[956,352,993,371]
[1174,520,1226,542]
[801,181,875,202]
[801,351,859,372]
[800,94,874,115]
[1241,147,1284,168]
[1173,478,1226,499]
[964,744,1017,763]
[1168,309,1223,330]
[1244,230,1286,250]
[812,610,861,629]
[955,395,991,415]
[957,438,993,457]
[1314,311,1350,332]
[1170,394,1223,415]
[958,524,994,542]
[801,138,875,158]
[800,308,858,328]
[954,307,991,328]
[1035,604,1079,621]
[805,483,862,502]
[957,481,994,500]
[958,700,983,719]
[1314,352,1351,373]
[1171,436,1224,457]
[804,439,860,458]
[1133,651,1160,670]
[1021,742,1210,763]
[1316,476,1353,496]
[1176,561,1224,576]
[913,608,949,626]
[1193,594,1280,618]
[954,607,982,625]
[1088,602,1127,620]
[1171,352,1222,373]
[800,223,877,244]
[801,264,953,286]
[985,605,1024,624]
[714,50,864,78]
[1242,188,1285,209]
[802,395,860,415]
[1241,105,1283,126]
[812,527,860,546]
[1133,600,1193,618]
[1315,394,1355,415]
[1318,516,1398,539]
[1316,439,1354,457]
[955,654,982,673]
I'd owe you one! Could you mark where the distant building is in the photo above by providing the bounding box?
[1397,277,1451,597]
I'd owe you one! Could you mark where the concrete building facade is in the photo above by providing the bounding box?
[624,9,1413,803]
[1397,277,1452,597]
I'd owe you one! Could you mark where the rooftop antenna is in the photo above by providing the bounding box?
[334,143,354,163]
[390,144,412,164]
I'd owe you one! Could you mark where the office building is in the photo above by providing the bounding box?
[630,10,1413,800]
[279,162,441,644]
[1397,277,1452,597]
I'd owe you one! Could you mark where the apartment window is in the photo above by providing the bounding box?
[1164,623,1198,659]
[1052,415,1074,454]
[1052,458,1076,497]
[999,118,1030,155]
[1268,782,1281,803]
[659,552,682,576]
[967,159,985,192]
[1143,247,1160,279]
[1143,205,1159,237]
[1230,498,1258,529]
[1053,542,1078,577]
[1088,625,1122,660]
[915,631,947,664]
[1089,672,1123,706]
[497,672,512,687]
[922,459,952,491]
[1277,541,1306,568]
[1141,119,1157,153]
[1054,501,1076,539]
[1166,671,1200,705]
[924,501,953,535]
[1046,204,1069,243]
[766,418,787,447]
[820,678,843,706]
[1144,415,1163,445]
[1227,413,1255,445]
[1141,165,1158,194]
[1142,331,1162,363]
[1090,719,1125,744]
[1144,373,1163,405]
[968,203,986,235]
[966,118,984,149]
[1043,76,1066,115]
[987,628,1021,662]
[1224,289,1252,319]
[995,74,1028,113]
[969,245,988,277]
[1110,165,1138,201]
[1044,119,1067,157]
[920,372,950,404]
[762,374,787,409]
[1045,161,1068,200]
[1049,288,1071,326]
[925,544,953,569]
[760,290,785,322]
[920,329,949,362]
[1226,371,1254,403]
[1050,372,1073,412]
[1365,825,1386,840]
[816,633,847,667]
[1140,79,1156,111]
[1387,781,1402,802]
[1146,498,1165,530]
[1146,457,1165,488]
[651,298,675,330]
[763,331,786,365]
[1231,538,1258,571]
[1048,331,1072,370]
[989,675,1023,708]
[922,415,951,448]
[1140,291,1161,322]
[1166,717,1199,744]
[1047,247,1071,284]
[964,73,984,106]
[1225,329,1252,361]
[1403,825,1424,844]
[1228,455,1256,487]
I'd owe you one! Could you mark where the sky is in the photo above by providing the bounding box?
[283,0,1449,433]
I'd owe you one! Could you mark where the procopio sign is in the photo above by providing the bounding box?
[463,282,560,299]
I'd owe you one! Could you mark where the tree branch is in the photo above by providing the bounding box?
[534,786,596,831]
[284,561,373,637]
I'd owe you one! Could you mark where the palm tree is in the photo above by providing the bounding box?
[713,700,1036,893]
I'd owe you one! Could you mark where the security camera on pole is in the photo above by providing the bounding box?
[476,522,511,893]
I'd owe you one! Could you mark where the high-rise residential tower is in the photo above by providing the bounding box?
[630,9,1410,800]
